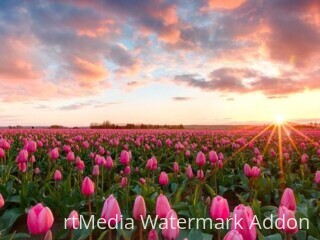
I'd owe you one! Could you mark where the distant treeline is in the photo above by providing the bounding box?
[90,120,184,129]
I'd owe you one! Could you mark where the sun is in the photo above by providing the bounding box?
[275,114,285,125]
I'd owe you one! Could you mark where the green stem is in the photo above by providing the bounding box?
[88,196,92,240]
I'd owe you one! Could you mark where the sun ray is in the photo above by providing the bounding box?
[284,122,317,145]
[263,124,277,155]
[282,124,300,156]
[277,124,285,188]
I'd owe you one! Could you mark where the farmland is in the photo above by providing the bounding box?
[0,126,320,240]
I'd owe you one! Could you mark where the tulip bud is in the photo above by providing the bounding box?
[81,177,94,196]
[27,203,54,235]
[280,188,296,211]
[162,209,180,240]
[133,195,147,220]
[156,194,171,218]
[159,172,169,186]
[210,196,230,221]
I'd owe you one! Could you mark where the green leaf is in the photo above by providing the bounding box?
[264,233,282,240]
[0,208,25,234]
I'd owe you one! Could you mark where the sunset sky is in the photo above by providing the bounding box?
[0,0,320,126]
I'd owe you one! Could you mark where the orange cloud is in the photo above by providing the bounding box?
[207,0,246,9]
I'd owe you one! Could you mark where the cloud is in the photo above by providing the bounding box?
[174,67,320,96]
[172,97,193,101]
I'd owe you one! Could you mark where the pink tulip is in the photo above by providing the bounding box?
[250,166,261,178]
[121,177,128,187]
[173,162,179,173]
[140,178,146,184]
[18,162,27,173]
[148,229,159,240]
[106,156,114,170]
[27,141,37,153]
[159,172,169,186]
[210,196,230,221]
[196,151,206,167]
[49,148,59,160]
[0,193,4,208]
[223,230,244,240]
[119,150,130,165]
[124,165,131,175]
[185,150,191,157]
[53,170,62,181]
[162,209,180,240]
[280,188,296,211]
[133,195,147,220]
[0,148,5,158]
[146,157,158,171]
[301,153,308,164]
[34,167,40,175]
[186,164,193,179]
[209,150,218,163]
[66,210,80,229]
[81,177,94,196]
[27,203,54,235]
[16,149,28,163]
[66,151,75,162]
[101,195,121,226]
[197,169,205,180]
[244,163,251,177]
[315,171,320,184]
[277,206,298,234]
[93,165,100,176]
[156,194,171,218]
[231,204,256,240]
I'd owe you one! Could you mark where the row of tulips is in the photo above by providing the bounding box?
[0,128,320,239]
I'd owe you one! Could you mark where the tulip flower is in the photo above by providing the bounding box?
[277,206,298,234]
[146,156,158,171]
[121,177,128,187]
[53,170,62,181]
[223,230,244,240]
[16,149,28,163]
[185,150,191,157]
[49,148,59,160]
[156,194,171,218]
[124,165,131,175]
[148,229,159,240]
[27,141,37,153]
[106,156,114,170]
[93,165,100,176]
[280,188,296,211]
[66,151,75,162]
[0,193,4,208]
[315,171,320,184]
[196,151,206,167]
[119,150,130,165]
[27,203,54,235]
[162,209,180,240]
[250,166,261,178]
[244,163,251,177]
[231,204,256,240]
[101,195,122,226]
[0,148,4,158]
[197,169,204,180]
[81,177,94,196]
[66,210,80,229]
[186,164,193,179]
[209,150,218,163]
[210,196,230,221]
[159,171,169,186]
[34,167,40,175]
[173,162,179,173]
[133,195,147,220]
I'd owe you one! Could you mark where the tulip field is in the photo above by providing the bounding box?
[0,127,320,240]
